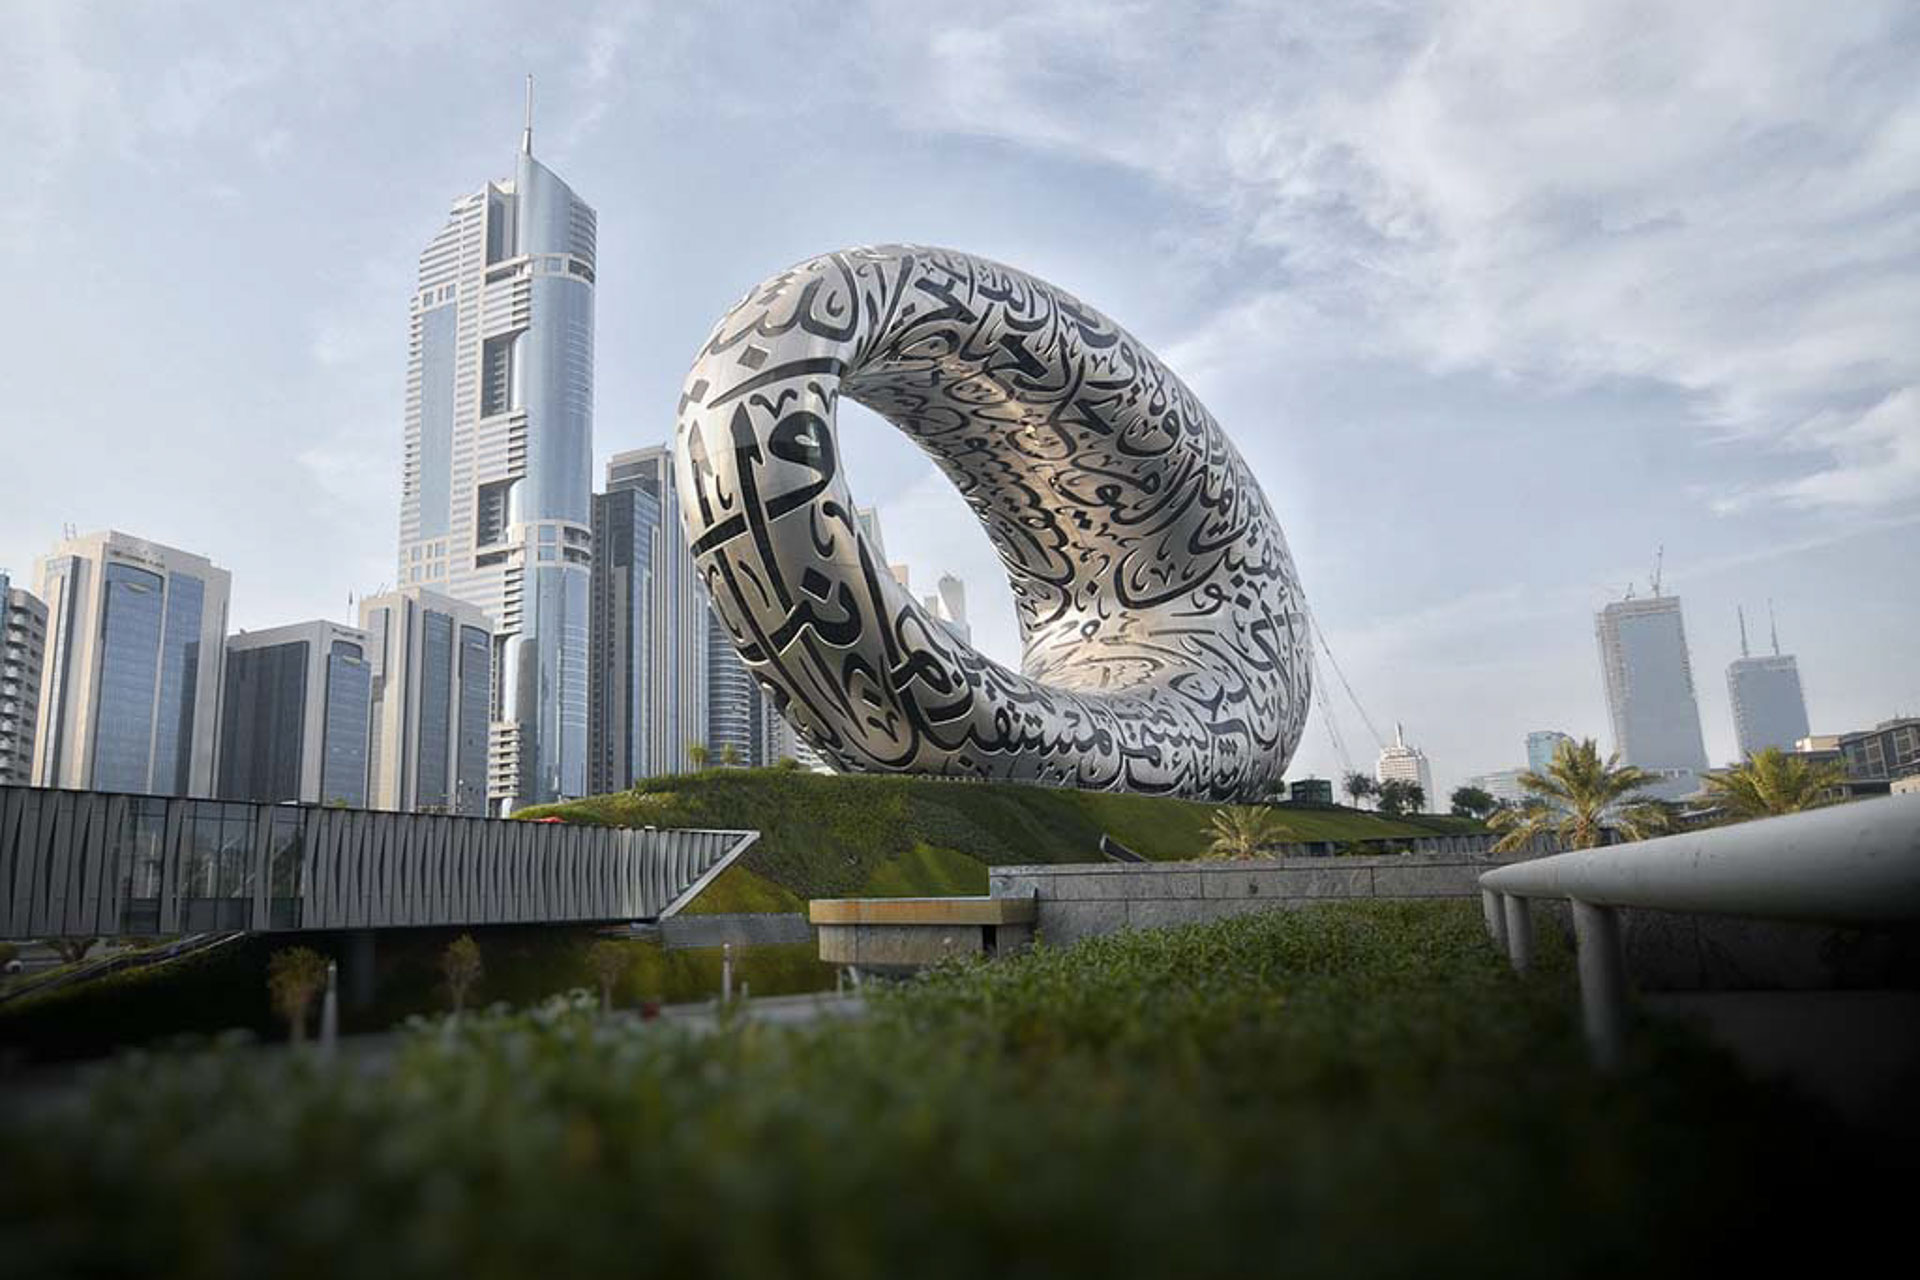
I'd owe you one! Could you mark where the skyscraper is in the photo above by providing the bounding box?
[601,446,705,777]
[1594,594,1709,772]
[359,588,493,815]
[218,621,373,807]
[1525,730,1572,774]
[0,572,48,785]
[922,574,971,645]
[397,86,595,814]
[588,483,658,792]
[31,531,230,796]
[1726,606,1810,759]
[1375,722,1433,802]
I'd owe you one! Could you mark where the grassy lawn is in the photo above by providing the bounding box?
[0,899,1877,1278]
[521,768,1484,904]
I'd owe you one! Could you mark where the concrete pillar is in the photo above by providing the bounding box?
[342,929,377,1010]
[1503,895,1534,972]
[1483,889,1509,947]
[1571,900,1629,1071]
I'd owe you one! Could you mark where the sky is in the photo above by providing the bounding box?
[4,0,1917,798]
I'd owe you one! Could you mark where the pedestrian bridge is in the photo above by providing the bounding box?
[0,785,755,939]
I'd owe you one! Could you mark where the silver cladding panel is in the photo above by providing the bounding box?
[0,785,754,937]
[675,245,1311,800]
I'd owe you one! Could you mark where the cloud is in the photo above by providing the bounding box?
[865,0,1920,510]
[1769,388,1920,508]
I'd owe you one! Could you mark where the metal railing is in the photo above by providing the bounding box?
[1477,793,1920,1068]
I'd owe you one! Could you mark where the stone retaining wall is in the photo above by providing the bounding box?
[988,855,1523,946]
[659,912,814,951]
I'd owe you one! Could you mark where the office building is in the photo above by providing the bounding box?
[359,588,493,815]
[588,483,659,792]
[217,621,373,807]
[1463,768,1530,808]
[1836,717,1920,786]
[1594,594,1709,772]
[1375,722,1433,801]
[601,446,705,777]
[1288,777,1334,805]
[396,89,596,813]
[1726,607,1810,758]
[923,574,972,645]
[31,531,230,796]
[0,572,49,785]
[1525,730,1572,774]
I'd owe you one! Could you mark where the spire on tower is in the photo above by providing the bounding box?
[1769,599,1780,656]
[521,74,534,155]
[1737,605,1750,659]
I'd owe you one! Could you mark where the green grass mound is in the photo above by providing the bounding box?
[0,900,1881,1277]
[522,768,1481,905]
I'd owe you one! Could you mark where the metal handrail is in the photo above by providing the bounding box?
[1477,793,1920,1068]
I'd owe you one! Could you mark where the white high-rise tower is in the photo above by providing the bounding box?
[397,82,596,813]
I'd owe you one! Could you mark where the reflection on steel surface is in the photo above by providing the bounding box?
[675,245,1310,800]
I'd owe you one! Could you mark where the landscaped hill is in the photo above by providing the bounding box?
[520,769,1485,908]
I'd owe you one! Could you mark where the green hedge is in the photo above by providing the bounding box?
[520,769,1486,904]
[0,900,1878,1278]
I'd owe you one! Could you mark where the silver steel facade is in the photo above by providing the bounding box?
[398,124,595,814]
[675,245,1311,800]
[218,621,373,807]
[0,574,47,786]
[30,531,230,798]
[0,784,756,938]
[1594,595,1710,771]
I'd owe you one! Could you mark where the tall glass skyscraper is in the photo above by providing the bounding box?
[588,483,659,792]
[1525,730,1572,774]
[397,96,595,814]
[31,531,230,796]
[217,620,373,807]
[1726,609,1809,759]
[599,447,706,779]
[1594,595,1709,772]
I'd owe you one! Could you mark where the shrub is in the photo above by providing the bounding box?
[265,947,329,1044]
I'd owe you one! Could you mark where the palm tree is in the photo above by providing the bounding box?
[687,742,711,769]
[1489,737,1673,852]
[1701,747,1847,822]
[718,743,742,767]
[1342,772,1377,810]
[1204,805,1286,860]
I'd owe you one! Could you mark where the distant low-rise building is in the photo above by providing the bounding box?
[1463,768,1530,808]
[1837,717,1920,786]
[218,621,373,807]
[1288,777,1334,805]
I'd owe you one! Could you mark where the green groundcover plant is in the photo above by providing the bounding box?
[0,901,1894,1278]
